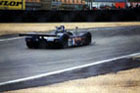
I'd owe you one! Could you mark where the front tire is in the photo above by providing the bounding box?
[84,32,92,45]
[59,34,69,49]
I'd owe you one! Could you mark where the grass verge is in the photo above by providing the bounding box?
[0,22,140,36]
[5,67,140,93]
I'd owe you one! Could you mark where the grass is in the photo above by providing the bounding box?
[5,67,140,93]
[0,22,140,35]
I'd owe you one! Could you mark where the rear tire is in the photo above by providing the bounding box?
[38,40,47,49]
[26,42,34,49]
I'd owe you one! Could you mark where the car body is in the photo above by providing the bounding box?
[19,26,92,49]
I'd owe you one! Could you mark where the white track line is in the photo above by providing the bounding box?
[0,37,24,42]
[0,52,140,86]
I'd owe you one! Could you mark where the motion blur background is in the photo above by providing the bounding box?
[0,0,139,10]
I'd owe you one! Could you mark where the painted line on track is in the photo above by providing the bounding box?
[0,37,24,42]
[0,52,140,86]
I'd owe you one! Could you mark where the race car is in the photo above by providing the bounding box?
[19,25,92,49]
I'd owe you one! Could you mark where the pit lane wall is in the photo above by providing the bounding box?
[0,0,25,10]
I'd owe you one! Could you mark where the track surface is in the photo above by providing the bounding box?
[0,26,140,84]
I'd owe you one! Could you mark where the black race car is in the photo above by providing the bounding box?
[19,26,92,49]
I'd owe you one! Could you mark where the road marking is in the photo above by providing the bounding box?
[0,37,24,42]
[0,52,140,86]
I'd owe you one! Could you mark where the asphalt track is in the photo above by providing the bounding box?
[0,26,140,91]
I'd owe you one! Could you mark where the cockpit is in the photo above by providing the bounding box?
[55,25,66,34]
[54,25,74,36]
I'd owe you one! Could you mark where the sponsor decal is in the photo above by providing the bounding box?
[0,0,25,10]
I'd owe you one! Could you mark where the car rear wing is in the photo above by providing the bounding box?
[19,34,58,37]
